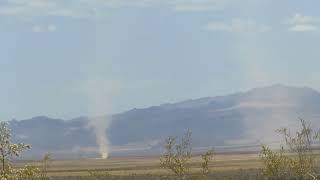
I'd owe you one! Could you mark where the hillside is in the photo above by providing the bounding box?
[8,84,320,158]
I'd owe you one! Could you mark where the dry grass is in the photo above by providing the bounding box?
[12,152,263,177]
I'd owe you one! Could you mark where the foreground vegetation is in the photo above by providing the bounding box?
[157,120,320,179]
[1,119,320,179]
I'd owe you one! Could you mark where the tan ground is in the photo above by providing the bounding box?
[13,152,263,177]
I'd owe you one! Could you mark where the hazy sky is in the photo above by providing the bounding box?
[1,0,320,120]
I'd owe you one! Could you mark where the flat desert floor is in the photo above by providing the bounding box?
[13,152,263,177]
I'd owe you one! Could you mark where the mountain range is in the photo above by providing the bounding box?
[8,84,320,159]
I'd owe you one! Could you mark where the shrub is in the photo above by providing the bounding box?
[0,121,41,180]
[88,170,112,179]
[160,130,192,180]
[260,145,289,179]
[260,119,318,180]
[40,153,52,180]
[201,148,214,174]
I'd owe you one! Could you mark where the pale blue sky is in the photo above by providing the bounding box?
[1,0,320,120]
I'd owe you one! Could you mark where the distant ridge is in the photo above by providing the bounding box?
[8,84,320,158]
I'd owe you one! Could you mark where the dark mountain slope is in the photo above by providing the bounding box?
[8,85,320,158]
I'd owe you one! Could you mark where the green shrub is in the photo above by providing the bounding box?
[0,122,41,180]
[260,119,318,180]
[40,153,52,180]
[260,145,289,179]
[160,130,192,180]
[201,148,214,174]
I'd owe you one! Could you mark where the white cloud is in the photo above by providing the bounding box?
[286,13,318,25]
[32,24,57,33]
[101,0,158,8]
[205,18,271,33]
[206,22,231,31]
[289,25,317,32]
[286,13,319,32]
[173,0,227,12]
[0,0,230,18]
[0,0,97,18]
[48,24,57,32]
[32,25,43,32]
[100,0,229,11]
